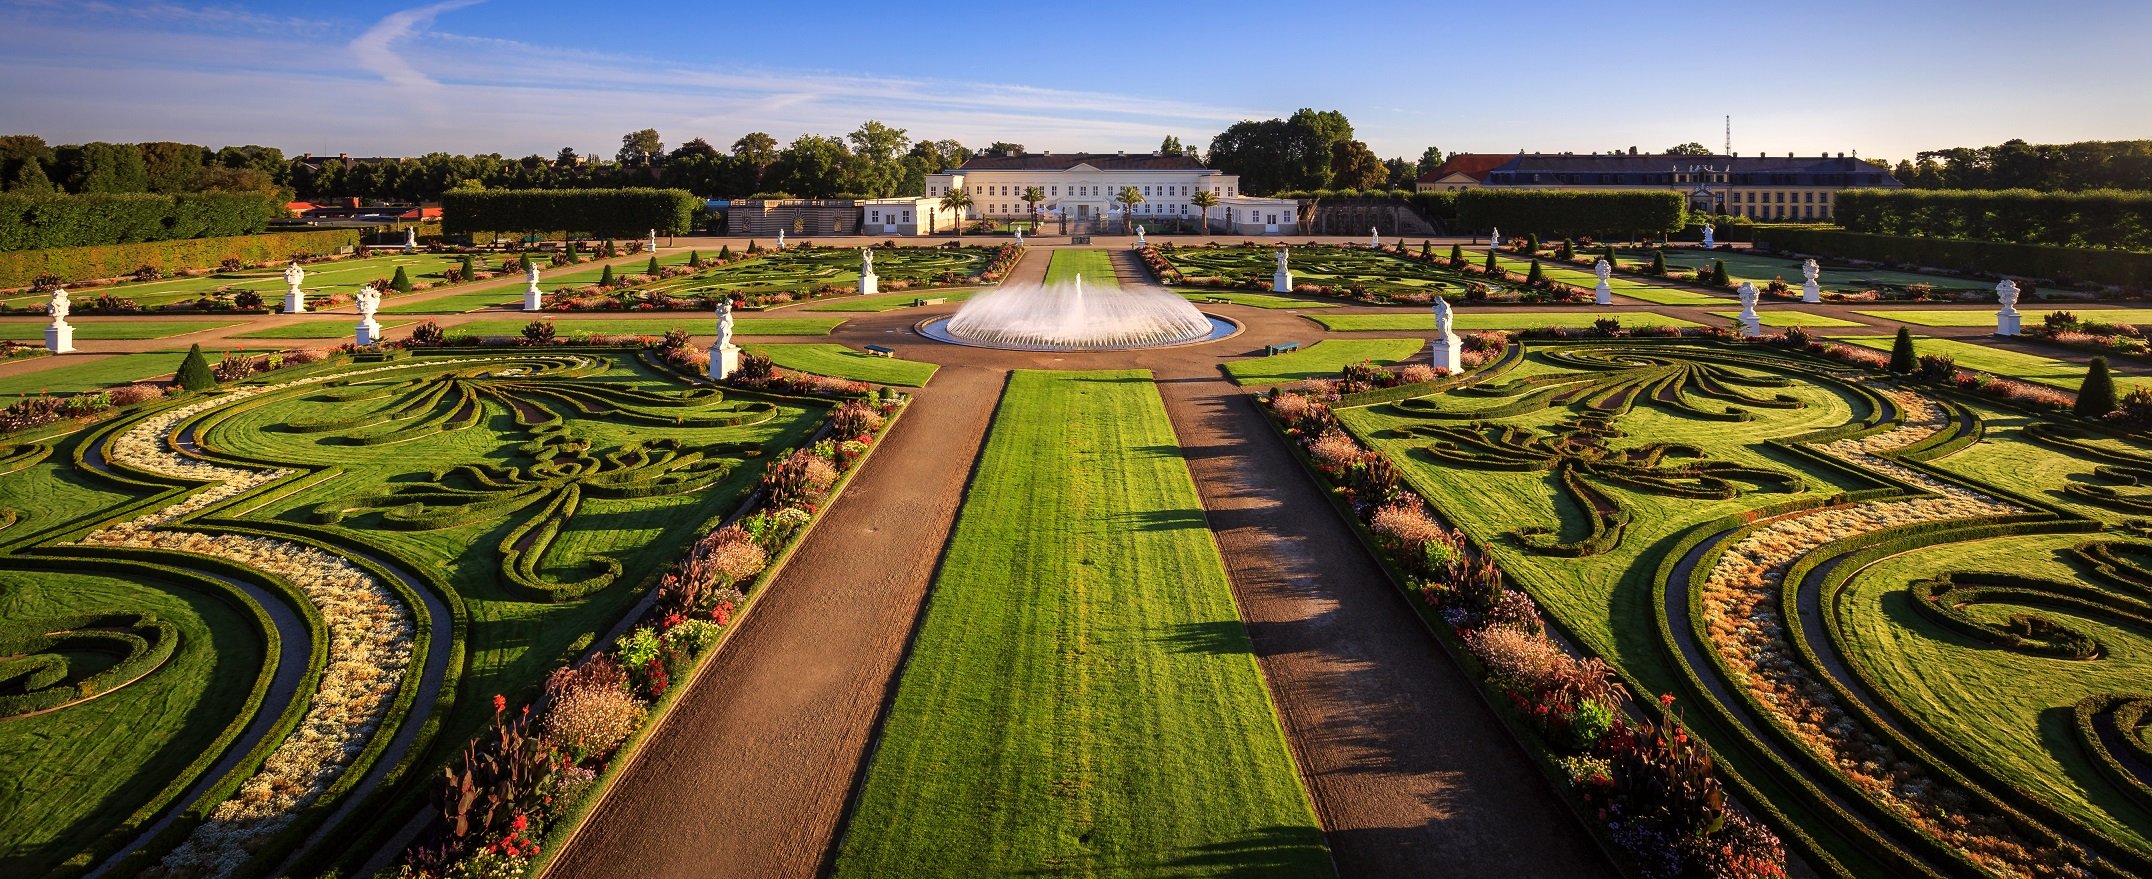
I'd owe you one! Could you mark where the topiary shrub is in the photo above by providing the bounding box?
[390,265,413,293]
[1708,259,1731,288]
[599,264,615,287]
[1649,250,1667,275]
[645,256,660,276]
[1889,327,1917,374]
[1526,259,1547,288]
[2078,356,2119,417]
[175,343,215,391]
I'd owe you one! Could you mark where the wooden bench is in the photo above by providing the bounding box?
[863,344,896,358]
[1265,342,1301,356]
[911,297,948,307]
[1203,297,1231,304]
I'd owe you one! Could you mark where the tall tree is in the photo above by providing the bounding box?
[1190,189,1219,235]
[0,135,54,186]
[845,120,911,197]
[1383,157,1417,189]
[618,129,664,168]
[1160,135,1185,155]
[938,186,974,239]
[1329,140,1387,190]
[1113,185,1144,234]
[55,142,149,193]
[1204,108,1355,195]
[765,135,850,197]
[983,141,1025,156]
[8,157,55,193]
[1666,142,1713,156]
[1021,185,1046,231]
[1415,146,1446,177]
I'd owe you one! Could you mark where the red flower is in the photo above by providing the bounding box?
[1659,693,1675,707]
[511,813,529,833]
[493,694,507,715]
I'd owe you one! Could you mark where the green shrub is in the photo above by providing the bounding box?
[2077,356,2118,416]
[1889,327,1917,374]
[0,191,279,252]
[1526,259,1547,287]
[1836,188,2152,251]
[1649,250,1667,275]
[0,228,359,289]
[389,265,412,293]
[645,256,660,276]
[599,264,615,286]
[175,343,215,391]
[1709,259,1731,288]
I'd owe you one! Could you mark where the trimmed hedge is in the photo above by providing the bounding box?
[0,191,279,252]
[442,188,698,238]
[1455,189,1687,239]
[0,228,362,289]
[1756,227,2152,290]
[1836,188,2152,252]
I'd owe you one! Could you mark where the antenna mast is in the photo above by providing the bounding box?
[1724,115,1731,156]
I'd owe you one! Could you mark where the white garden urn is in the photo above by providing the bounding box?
[1801,258,1822,304]
[283,261,307,314]
[1995,279,2022,336]
[1735,281,1763,337]
[354,285,384,346]
[45,288,74,353]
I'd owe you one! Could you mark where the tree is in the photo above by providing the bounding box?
[138,141,207,193]
[646,256,661,275]
[0,135,55,188]
[1483,248,1498,273]
[1113,185,1145,234]
[618,129,664,168]
[846,120,912,197]
[599,264,616,286]
[1384,157,1417,190]
[1415,146,1447,177]
[55,142,149,193]
[1888,327,1917,374]
[1329,140,1388,190]
[1526,259,1547,287]
[1190,189,1219,235]
[1666,142,1713,156]
[1448,243,1465,267]
[8,157,54,193]
[1205,108,1356,195]
[689,250,703,268]
[390,266,413,293]
[1020,186,1046,231]
[2076,357,2119,416]
[175,344,216,391]
[983,141,1025,156]
[555,146,580,167]
[1650,250,1668,275]
[461,254,477,278]
[939,186,974,239]
[1709,259,1731,288]
[765,135,850,198]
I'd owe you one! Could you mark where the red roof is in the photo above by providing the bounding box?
[397,206,443,221]
[284,201,316,212]
[1418,154,1512,184]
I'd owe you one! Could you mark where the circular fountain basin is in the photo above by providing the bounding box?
[916,314,1239,352]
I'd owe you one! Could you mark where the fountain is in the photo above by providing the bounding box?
[920,274,1234,351]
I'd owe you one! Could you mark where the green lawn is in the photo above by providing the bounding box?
[378,286,522,314]
[0,353,189,396]
[1044,248,1116,286]
[449,317,845,338]
[1705,310,1866,328]
[1223,338,1425,386]
[0,321,242,341]
[833,369,1328,878]
[232,319,411,339]
[1831,335,2149,391]
[1174,290,1337,309]
[1618,248,1991,293]
[1475,249,1728,306]
[802,290,980,312]
[1162,244,1516,300]
[1307,311,1704,332]
[1855,308,2152,328]
[745,343,938,387]
[0,253,470,311]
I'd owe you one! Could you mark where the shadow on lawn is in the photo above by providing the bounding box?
[1158,620,1255,656]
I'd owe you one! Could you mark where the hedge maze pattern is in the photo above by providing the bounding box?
[1159,244,1516,299]
[1341,340,2152,878]
[0,350,818,878]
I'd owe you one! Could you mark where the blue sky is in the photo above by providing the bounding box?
[3,0,2148,164]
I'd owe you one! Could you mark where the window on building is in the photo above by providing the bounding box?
[902,211,911,222]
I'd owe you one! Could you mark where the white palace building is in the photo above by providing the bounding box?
[858,151,1301,236]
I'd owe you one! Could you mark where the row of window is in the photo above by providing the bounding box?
[865,209,914,223]
[1728,204,1828,220]
[926,183,1235,198]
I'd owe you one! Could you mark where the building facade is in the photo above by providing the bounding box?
[923,152,1300,235]
[1417,152,1902,220]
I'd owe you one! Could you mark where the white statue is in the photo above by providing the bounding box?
[1277,247,1290,272]
[1490,226,1501,248]
[1592,258,1614,306]
[354,284,384,346]
[282,261,307,314]
[523,260,544,312]
[1431,297,1461,372]
[858,247,879,296]
[1996,279,2023,336]
[776,229,786,250]
[1701,224,1716,250]
[403,227,417,251]
[1014,228,1024,245]
[710,297,741,379]
[1800,258,1821,304]
[45,287,73,353]
[1735,281,1761,337]
[1370,226,1380,248]
[1272,246,1292,293]
[647,228,659,252]
[861,247,875,271]
[1135,225,1147,248]
[1432,296,1454,340]
[716,297,735,350]
[1594,259,1611,282]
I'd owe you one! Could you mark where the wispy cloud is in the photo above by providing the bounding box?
[348,0,482,90]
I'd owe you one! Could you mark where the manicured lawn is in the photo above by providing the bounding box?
[1617,248,1991,293]
[802,290,980,312]
[0,320,242,341]
[232,319,411,339]
[1162,244,1515,300]
[0,253,469,310]
[1704,310,1866,328]
[378,286,522,314]
[1474,249,1727,306]
[449,317,845,338]
[1174,290,1337,309]
[1831,334,2149,391]
[0,353,189,396]
[637,246,994,300]
[1044,248,1116,286]
[834,369,1327,878]
[1223,338,1425,386]
[1855,308,2152,328]
[1307,311,1704,332]
[744,343,938,387]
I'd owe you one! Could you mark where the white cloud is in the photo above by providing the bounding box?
[348,0,482,90]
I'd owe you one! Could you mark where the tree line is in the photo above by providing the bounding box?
[1889,139,2152,191]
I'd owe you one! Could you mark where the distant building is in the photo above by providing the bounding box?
[923,151,1300,234]
[1417,152,1901,220]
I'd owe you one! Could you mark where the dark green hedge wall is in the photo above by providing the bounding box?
[1835,188,2152,251]
[1454,189,1687,238]
[1755,227,2152,289]
[441,188,698,238]
[0,191,280,252]
[0,229,362,289]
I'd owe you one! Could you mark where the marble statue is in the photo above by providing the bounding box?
[776,229,786,250]
[283,261,307,314]
[647,228,659,252]
[1801,258,1822,304]
[523,261,544,312]
[1272,246,1293,294]
[1370,226,1380,248]
[1735,281,1762,337]
[354,284,384,346]
[1592,259,1614,306]
[1995,279,2023,336]
[403,227,417,251]
[1490,226,1500,247]
[858,247,879,296]
[45,287,73,353]
[1013,228,1023,245]
[710,297,741,379]
[1701,223,1716,250]
[1431,296,1461,372]
[1136,225,1147,248]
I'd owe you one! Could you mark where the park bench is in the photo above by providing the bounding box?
[1265,342,1301,356]
[1203,297,1231,304]
[911,297,948,306]
[864,344,895,358]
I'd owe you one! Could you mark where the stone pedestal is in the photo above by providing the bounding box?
[524,282,544,312]
[1433,334,1462,373]
[859,272,878,297]
[46,321,73,354]
[1997,309,2022,336]
[1273,270,1293,294]
[1802,280,1821,304]
[355,319,383,347]
[710,344,741,380]
[1737,314,1762,337]
[1594,280,1613,306]
[284,287,306,314]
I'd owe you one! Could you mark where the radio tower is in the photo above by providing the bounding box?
[1724,115,1731,156]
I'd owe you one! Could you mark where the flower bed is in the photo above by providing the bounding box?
[539,243,1017,312]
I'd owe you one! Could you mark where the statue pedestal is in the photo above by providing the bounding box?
[1802,281,1821,304]
[1273,271,1293,294]
[710,344,741,380]
[1997,310,2022,336]
[284,288,306,314]
[524,285,544,312]
[46,321,73,354]
[1594,280,1613,306]
[355,319,383,347]
[1737,314,1762,338]
[859,272,878,297]
[1433,335,1462,373]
